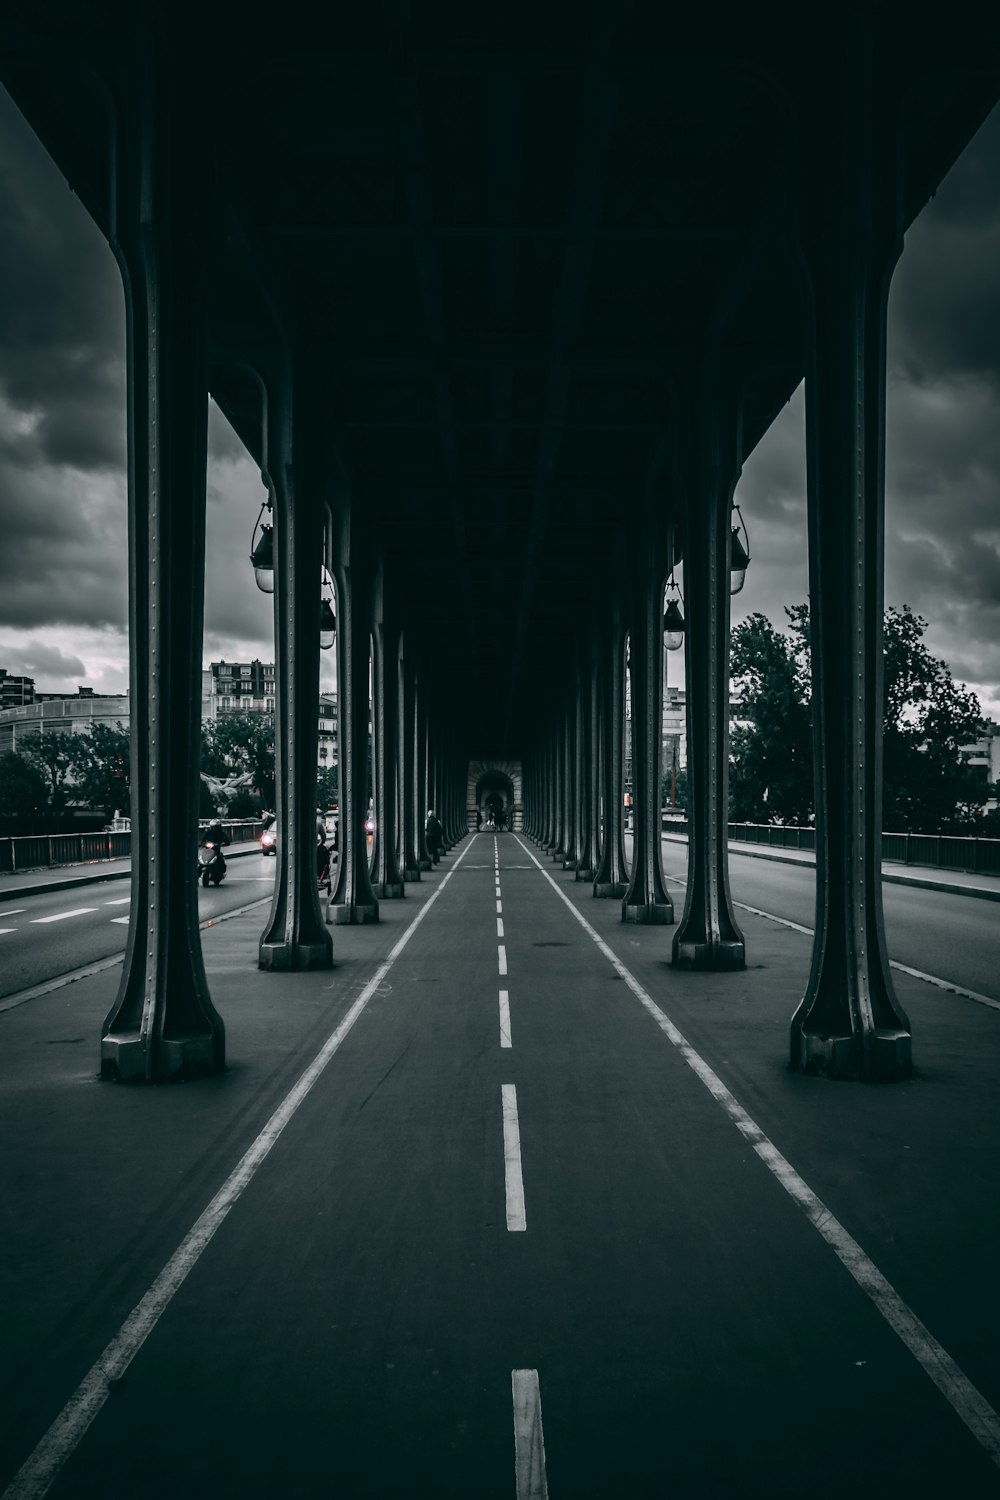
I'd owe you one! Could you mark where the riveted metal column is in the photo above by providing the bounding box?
[623,535,673,924]
[371,567,404,899]
[102,64,225,1078]
[401,647,421,881]
[552,706,570,863]
[415,672,433,870]
[563,657,585,871]
[329,545,379,925]
[576,632,599,880]
[594,596,629,898]
[258,391,333,969]
[541,731,556,850]
[672,379,745,971]
[789,70,911,1081]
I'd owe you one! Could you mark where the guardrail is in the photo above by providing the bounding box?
[661,816,1000,877]
[0,822,263,875]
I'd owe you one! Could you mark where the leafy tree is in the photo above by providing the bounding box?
[728,602,987,833]
[67,722,131,820]
[881,605,986,833]
[729,609,813,824]
[0,751,48,831]
[17,731,78,821]
[201,712,276,808]
[316,765,339,812]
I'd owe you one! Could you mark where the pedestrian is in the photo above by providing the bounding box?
[425,807,444,862]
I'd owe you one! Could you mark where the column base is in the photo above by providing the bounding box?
[594,881,627,898]
[791,1028,912,1082]
[561,856,579,871]
[418,858,432,872]
[672,935,745,970]
[374,880,405,899]
[404,867,422,881]
[622,900,673,925]
[259,938,333,971]
[100,1031,224,1083]
[575,864,596,881]
[330,900,380,925]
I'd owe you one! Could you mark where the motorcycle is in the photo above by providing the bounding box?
[197,840,227,888]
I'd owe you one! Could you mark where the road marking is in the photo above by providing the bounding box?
[499,989,512,1049]
[512,1369,549,1499]
[31,909,97,924]
[502,1084,526,1232]
[498,945,508,976]
[496,899,503,913]
[516,835,1000,1468]
[104,897,131,907]
[727,894,1000,1013]
[497,917,505,938]
[1,909,25,916]
[0,929,17,936]
[0,839,478,1500]
[110,917,130,926]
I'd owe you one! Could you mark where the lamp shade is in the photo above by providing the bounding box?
[250,524,274,593]
[662,597,685,650]
[319,599,336,649]
[729,526,750,595]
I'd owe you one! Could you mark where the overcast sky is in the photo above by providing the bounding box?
[0,86,998,719]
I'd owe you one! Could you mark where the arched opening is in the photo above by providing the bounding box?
[475,769,515,831]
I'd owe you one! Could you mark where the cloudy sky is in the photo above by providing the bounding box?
[0,86,998,718]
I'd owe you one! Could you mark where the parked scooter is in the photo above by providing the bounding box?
[197,840,227,888]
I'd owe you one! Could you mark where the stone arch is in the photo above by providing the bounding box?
[467,758,523,831]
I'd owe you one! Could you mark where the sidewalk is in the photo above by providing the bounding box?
[0,841,266,903]
[659,832,1000,903]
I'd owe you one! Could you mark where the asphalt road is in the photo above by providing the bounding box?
[0,858,276,1001]
[660,841,1000,1004]
[2,832,999,1497]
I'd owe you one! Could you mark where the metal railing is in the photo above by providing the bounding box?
[662,815,1000,877]
[0,821,263,875]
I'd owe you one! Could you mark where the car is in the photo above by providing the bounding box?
[260,823,278,856]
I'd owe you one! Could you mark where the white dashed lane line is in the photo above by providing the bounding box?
[512,1369,549,1499]
[497,918,505,938]
[104,897,131,906]
[498,945,508,976]
[31,909,97,924]
[502,1084,527,1232]
[499,989,512,1049]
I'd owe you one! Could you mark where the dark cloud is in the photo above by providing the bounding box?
[10,639,86,680]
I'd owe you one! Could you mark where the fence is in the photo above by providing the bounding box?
[0,822,263,875]
[662,816,1000,877]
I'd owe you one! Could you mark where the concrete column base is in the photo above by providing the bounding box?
[672,935,745,971]
[594,881,627,898]
[792,1028,911,1082]
[621,900,673,925]
[259,939,333,971]
[575,864,596,881]
[404,867,422,881]
[330,900,380,925]
[418,858,432,872]
[375,880,405,899]
[100,1032,223,1083]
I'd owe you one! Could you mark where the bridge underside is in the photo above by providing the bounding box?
[2,4,998,1079]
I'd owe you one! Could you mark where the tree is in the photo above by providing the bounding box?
[67,722,131,820]
[881,605,986,833]
[17,731,78,822]
[0,751,48,832]
[728,603,987,834]
[729,609,813,824]
[201,712,276,809]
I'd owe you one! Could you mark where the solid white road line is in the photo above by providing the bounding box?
[516,835,1000,1469]
[512,1369,549,1499]
[502,1084,527,1232]
[499,989,512,1049]
[497,917,505,938]
[1,840,476,1500]
[31,909,97,924]
[498,945,508,976]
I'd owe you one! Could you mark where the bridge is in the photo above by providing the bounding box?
[1,5,1000,1493]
